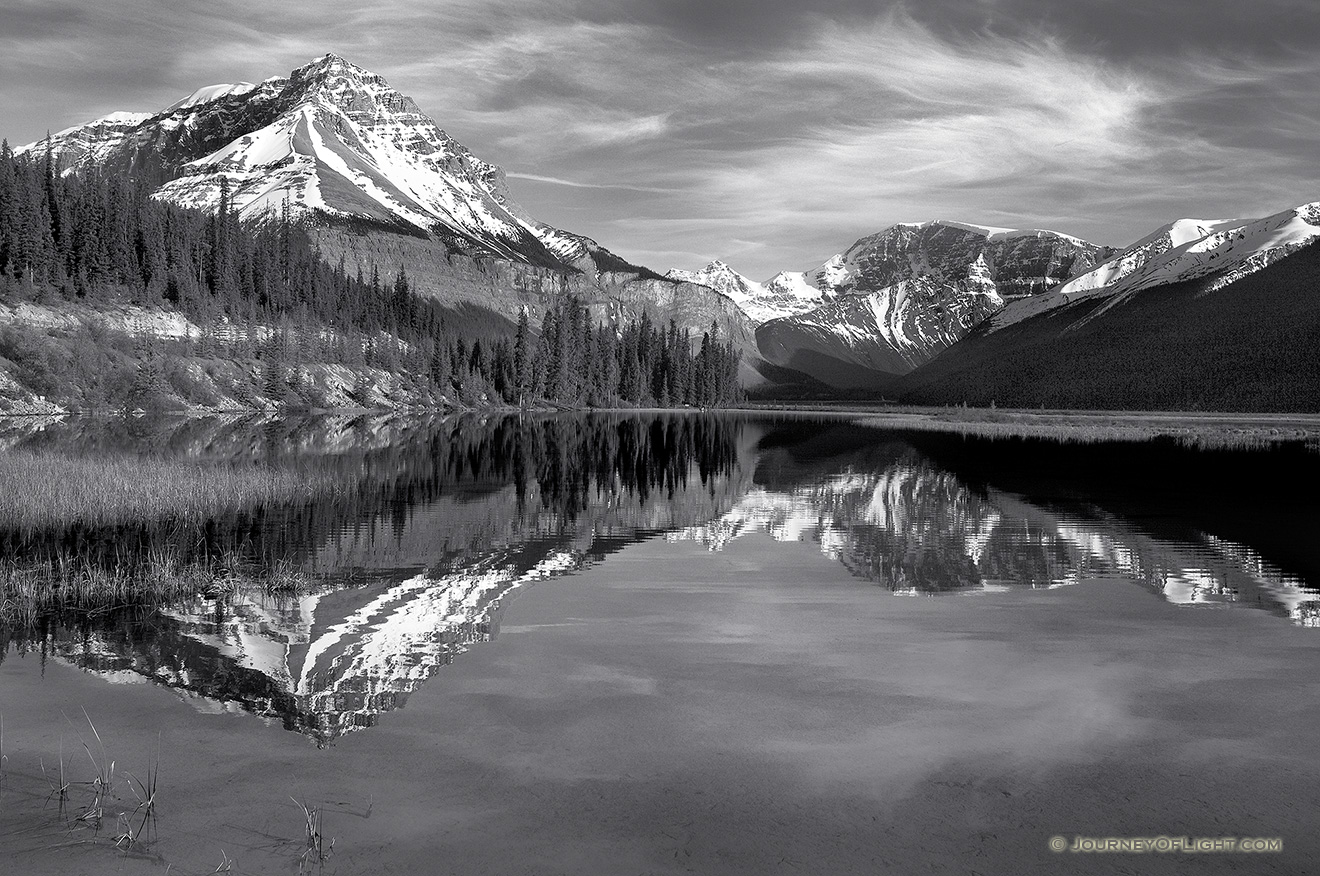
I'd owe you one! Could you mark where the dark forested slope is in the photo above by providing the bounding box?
[895,240,1320,412]
[0,146,742,411]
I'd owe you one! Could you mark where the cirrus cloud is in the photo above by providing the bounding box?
[1,0,1316,278]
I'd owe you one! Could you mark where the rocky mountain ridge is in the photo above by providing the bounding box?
[17,55,759,369]
[742,221,1109,387]
[666,260,825,325]
[987,202,1320,332]
[674,204,1318,392]
[15,55,1318,398]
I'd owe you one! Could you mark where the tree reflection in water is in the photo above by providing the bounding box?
[1,414,1317,745]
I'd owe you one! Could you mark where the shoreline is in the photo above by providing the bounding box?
[2,404,1320,448]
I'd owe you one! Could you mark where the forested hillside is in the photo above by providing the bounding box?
[0,144,741,412]
[895,239,1320,412]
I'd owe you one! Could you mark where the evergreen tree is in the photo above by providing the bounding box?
[514,309,531,406]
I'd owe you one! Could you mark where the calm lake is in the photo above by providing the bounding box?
[1,412,1319,875]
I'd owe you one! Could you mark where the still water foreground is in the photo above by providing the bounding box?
[1,413,1318,875]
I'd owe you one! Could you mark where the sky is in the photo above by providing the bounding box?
[1,0,1317,279]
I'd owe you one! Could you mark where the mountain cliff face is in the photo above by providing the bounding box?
[753,221,1110,388]
[18,54,758,366]
[811,221,1111,299]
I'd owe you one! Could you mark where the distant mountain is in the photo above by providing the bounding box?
[986,202,1320,331]
[666,260,826,325]
[752,221,1110,388]
[17,54,757,364]
[895,233,1320,412]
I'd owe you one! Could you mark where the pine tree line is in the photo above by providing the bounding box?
[0,141,448,341]
[442,298,742,408]
[0,142,741,409]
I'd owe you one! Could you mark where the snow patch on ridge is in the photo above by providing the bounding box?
[24,54,601,271]
[988,202,1320,331]
[166,82,258,111]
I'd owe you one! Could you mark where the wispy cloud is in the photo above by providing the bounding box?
[1,0,1316,278]
[507,172,673,193]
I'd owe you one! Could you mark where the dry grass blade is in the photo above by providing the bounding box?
[40,736,71,814]
[62,709,115,826]
[124,731,161,841]
[80,708,116,793]
[113,811,136,851]
[291,796,335,867]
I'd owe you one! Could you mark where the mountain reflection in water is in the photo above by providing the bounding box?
[2,414,1317,744]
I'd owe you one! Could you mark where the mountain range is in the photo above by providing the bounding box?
[17,54,1320,408]
[669,205,1318,394]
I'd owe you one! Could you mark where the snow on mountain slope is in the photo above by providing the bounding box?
[815,253,856,291]
[756,275,1003,386]
[668,260,764,307]
[989,203,1320,331]
[1113,202,1320,294]
[14,53,766,374]
[667,259,828,325]
[166,82,258,111]
[765,270,828,302]
[19,111,153,171]
[18,54,592,269]
[754,220,1107,387]
[157,55,575,263]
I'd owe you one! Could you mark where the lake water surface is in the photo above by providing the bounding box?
[1,413,1318,875]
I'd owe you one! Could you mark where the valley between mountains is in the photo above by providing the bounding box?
[3,54,1318,413]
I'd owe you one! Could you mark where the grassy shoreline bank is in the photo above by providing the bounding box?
[849,407,1320,449]
[6,404,1320,448]
[724,404,1320,449]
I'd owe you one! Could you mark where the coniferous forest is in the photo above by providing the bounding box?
[0,144,742,411]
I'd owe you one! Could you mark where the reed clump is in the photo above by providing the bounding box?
[0,450,339,531]
[0,549,317,626]
[292,796,334,869]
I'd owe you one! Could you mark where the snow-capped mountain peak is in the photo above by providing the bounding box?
[893,218,1090,249]
[989,202,1320,330]
[20,54,602,269]
[753,220,1109,386]
[666,259,829,325]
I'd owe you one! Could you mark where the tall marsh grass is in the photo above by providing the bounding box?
[0,449,337,531]
[0,548,318,626]
[855,410,1320,451]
